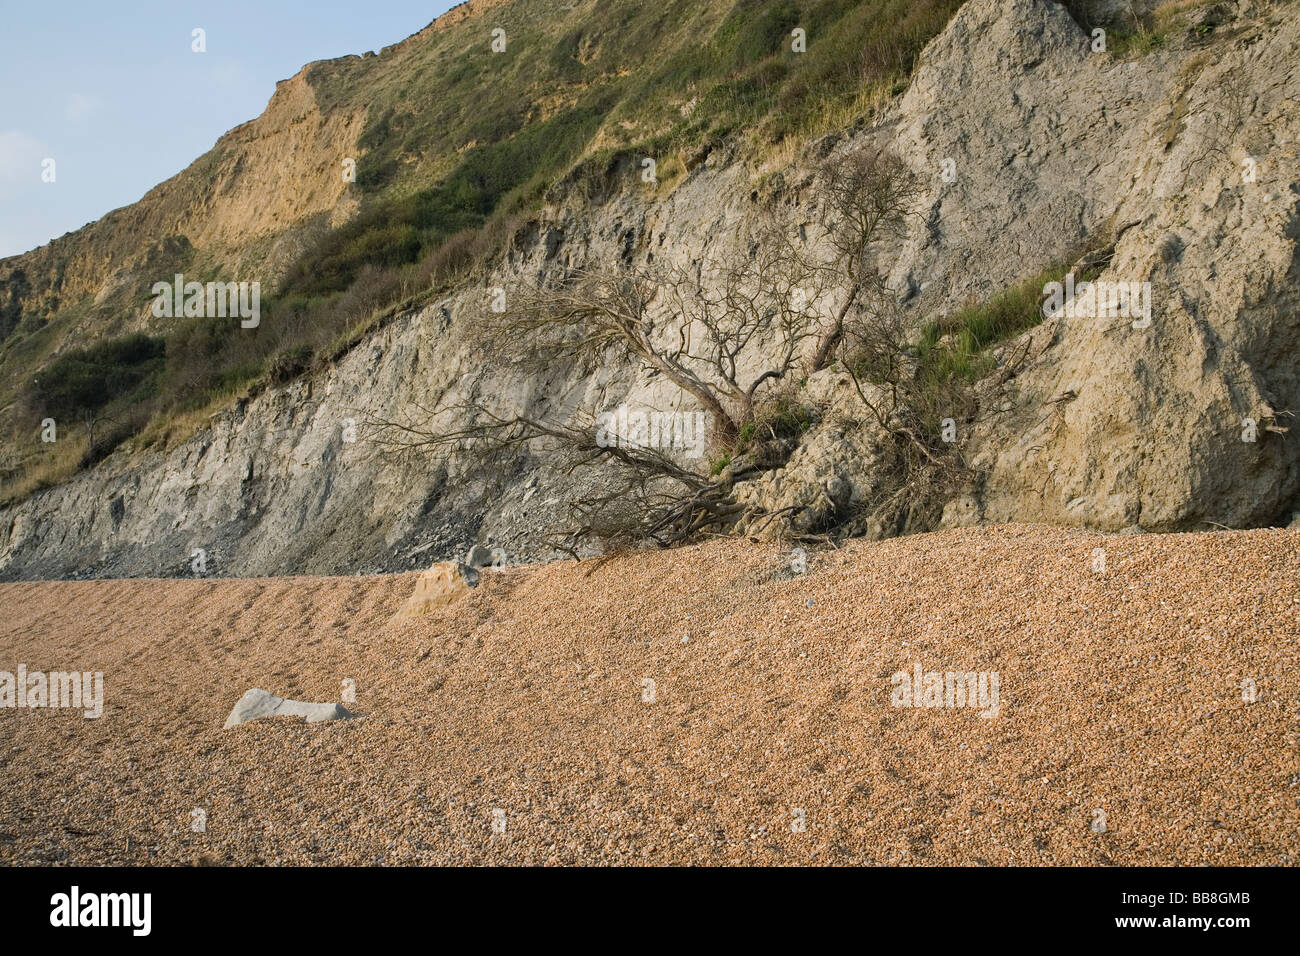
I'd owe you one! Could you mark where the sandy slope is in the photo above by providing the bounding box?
[0,524,1296,866]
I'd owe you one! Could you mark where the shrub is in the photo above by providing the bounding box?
[266,345,314,385]
[31,333,165,420]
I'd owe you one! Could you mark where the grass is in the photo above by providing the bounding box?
[1062,0,1239,58]
[0,440,86,508]
[135,389,251,453]
[914,237,1109,388]
[722,390,819,473]
[1105,24,1168,57]
[915,269,1062,384]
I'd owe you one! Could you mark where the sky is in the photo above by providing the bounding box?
[0,0,460,259]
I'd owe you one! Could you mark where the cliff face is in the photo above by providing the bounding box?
[739,0,1300,536]
[0,0,515,332]
[2,0,1299,579]
[0,152,763,578]
[1,67,366,343]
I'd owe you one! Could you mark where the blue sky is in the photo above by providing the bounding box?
[0,0,459,258]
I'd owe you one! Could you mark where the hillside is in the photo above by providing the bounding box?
[0,0,961,498]
[2,0,1299,580]
[1,525,1296,865]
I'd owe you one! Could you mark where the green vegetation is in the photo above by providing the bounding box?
[285,98,615,299]
[913,238,1108,390]
[744,392,819,446]
[1104,24,1167,56]
[30,333,165,422]
[289,0,964,296]
[4,332,168,493]
[1057,0,1219,58]
[914,269,1062,387]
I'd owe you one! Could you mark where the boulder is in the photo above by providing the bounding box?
[396,561,479,617]
[464,544,505,569]
[223,688,352,729]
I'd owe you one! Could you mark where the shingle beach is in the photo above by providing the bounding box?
[1,525,1296,865]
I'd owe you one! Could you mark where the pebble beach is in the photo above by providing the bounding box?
[1,524,1296,865]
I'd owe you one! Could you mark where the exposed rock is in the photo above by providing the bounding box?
[223,688,352,728]
[897,0,1300,534]
[464,544,504,568]
[734,424,882,538]
[940,495,983,530]
[396,561,479,617]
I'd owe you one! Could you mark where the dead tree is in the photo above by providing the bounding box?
[366,398,747,551]
[370,148,928,550]
[809,147,922,370]
[366,202,833,552]
[481,213,826,447]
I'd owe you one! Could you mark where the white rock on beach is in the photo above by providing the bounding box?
[223,688,353,729]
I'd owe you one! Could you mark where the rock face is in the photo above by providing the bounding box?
[734,0,1300,539]
[1,0,1298,579]
[395,561,479,617]
[948,0,1300,532]
[464,544,504,569]
[223,688,352,728]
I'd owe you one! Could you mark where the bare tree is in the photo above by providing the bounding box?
[366,398,749,551]
[480,212,826,448]
[809,148,922,370]
[370,146,929,551]
[81,408,120,461]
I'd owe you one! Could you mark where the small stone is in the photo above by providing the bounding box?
[465,545,506,569]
